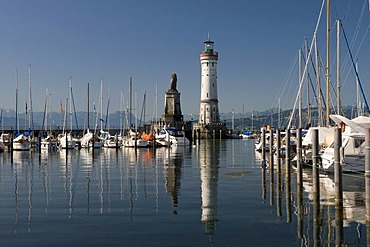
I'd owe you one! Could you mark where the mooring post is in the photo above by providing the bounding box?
[285,128,291,223]
[276,169,282,217]
[285,128,290,175]
[213,129,215,140]
[269,128,274,176]
[261,128,266,163]
[262,162,266,201]
[296,128,303,240]
[220,130,222,140]
[312,128,319,195]
[364,127,370,244]
[276,129,281,173]
[269,127,274,207]
[38,131,41,155]
[296,128,302,187]
[334,127,344,246]
[312,128,321,247]
[334,127,343,203]
[365,128,370,176]
[198,129,201,144]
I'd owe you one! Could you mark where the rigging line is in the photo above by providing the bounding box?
[340,0,368,82]
[279,54,299,117]
[287,0,326,129]
[269,52,298,114]
[70,84,79,132]
[262,51,298,127]
[340,21,370,114]
[303,50,322,108]
[342,21,370,89]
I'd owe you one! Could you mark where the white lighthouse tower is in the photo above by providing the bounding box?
[194,36,226,138]
[199,37,220,124]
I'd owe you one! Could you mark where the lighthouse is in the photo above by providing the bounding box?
[194,36,226,138]
[199,37,220,124]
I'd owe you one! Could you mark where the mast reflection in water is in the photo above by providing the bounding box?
[0,139,368,246]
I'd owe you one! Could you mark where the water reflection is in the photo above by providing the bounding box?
[198,141,219,236]
[1,139,369,245]
[156,147,185,213]
[301,169,366,245]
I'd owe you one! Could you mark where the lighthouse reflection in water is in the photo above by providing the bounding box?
[199,140,219,235]
[0,139,368,246]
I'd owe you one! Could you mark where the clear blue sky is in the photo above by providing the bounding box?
[0,0,369,117]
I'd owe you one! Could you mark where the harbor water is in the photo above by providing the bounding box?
[0,139,367,246]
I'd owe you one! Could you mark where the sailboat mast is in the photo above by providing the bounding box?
[305,38,311,126]
[143,92,146,127]
[325,0,331,126]
[87,82,90,130]
[242,104,244,130]
[298,48,302,129]
[99,79,104,131]
[129,77,132,129]
[120,91,123,134]
[356,62,361,116]
[28,64,34,130]
[15,68,19,133]
[336,19,341,114]
[314,35,323,126]
[251,110,254,132]
[69,77,73,132]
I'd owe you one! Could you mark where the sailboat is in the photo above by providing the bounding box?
[59,78,77,149]
[80,83,103,148]
[12,69,31,151]
[40,91,58,151]
[122,78,149,148]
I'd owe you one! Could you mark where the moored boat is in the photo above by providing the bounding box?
[155,126,189,146]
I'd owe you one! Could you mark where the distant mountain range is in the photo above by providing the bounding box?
[0,105,359,131]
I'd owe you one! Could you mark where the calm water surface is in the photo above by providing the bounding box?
[0,139,367,246]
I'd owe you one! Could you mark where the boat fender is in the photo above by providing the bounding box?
[340,147,345,165]
[340,122,345,132]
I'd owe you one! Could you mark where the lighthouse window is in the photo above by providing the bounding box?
[212,62,214,66]
[206,62,209,67]
[206,93,208,97]
[207,107,209,112]
[212,83,214,87]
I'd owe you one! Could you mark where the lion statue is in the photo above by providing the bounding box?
[168,73,177,92]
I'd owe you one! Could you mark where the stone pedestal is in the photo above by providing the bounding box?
[161,90,183,128]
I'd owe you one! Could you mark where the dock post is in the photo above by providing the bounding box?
[220,130,222,140]
[285,128,291,223]
[334,127,343,246]
[365,128,370,176]
[276,164,282,217]
[213,129,215,140]
[296,128,303,240]
[285,128,290,175]
[261,128,266,164]
[334,127,343,203]
[198,129,201,144]
[312,128,319,195]
[269,128,274,207]
[262,161,266,201]
[276,128,282,216]
[296,128,302,187]
[269,128,274,173]
[276,129,281,173]
[364,128,370,245]
[312,128,321,246]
